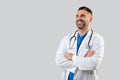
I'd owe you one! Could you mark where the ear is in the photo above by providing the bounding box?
[90,16,93,22]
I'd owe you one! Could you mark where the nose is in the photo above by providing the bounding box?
[76,17,81,22]
[76,15,83,21]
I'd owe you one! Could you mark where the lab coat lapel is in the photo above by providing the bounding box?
[77,30,92,56]
[74,32,78,54]
[68,32,78,55]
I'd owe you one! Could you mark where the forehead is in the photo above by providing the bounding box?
[76,10,90,15]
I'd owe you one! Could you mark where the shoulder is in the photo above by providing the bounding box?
[59,32,74,46]
[62,32,74,40]
[92,32,104,43]
[93,31,103,38]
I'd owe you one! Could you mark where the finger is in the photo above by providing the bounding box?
[85,50,95,57]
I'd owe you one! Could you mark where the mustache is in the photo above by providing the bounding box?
[76,19,84,23]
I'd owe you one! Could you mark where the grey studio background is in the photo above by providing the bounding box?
[0,0,119,80]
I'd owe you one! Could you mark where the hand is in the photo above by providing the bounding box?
[85,50,95,57]
[64,53,73,60]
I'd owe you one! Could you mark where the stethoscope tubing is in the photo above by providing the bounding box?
[69,29,93,49]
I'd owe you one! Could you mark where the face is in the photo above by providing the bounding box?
[76,10,92,30]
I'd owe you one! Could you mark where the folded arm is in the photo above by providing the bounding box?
[65,36,104,70]
[56,36,76,72]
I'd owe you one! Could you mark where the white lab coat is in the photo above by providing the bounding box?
[56,30,104,80]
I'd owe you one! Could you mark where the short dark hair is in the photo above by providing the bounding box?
[78,6,92,15]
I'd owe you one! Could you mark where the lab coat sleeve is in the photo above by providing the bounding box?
[56,35,76,72]
[72,35,104,70]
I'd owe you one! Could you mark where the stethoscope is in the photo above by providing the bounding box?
[69,29,93,50]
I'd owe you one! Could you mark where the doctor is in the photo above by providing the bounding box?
[56,6,104,80]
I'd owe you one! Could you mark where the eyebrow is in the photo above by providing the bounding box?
[76,14,85,17]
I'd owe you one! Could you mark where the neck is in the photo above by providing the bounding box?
[78,27,90,36]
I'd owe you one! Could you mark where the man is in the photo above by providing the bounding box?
[56,6,104,80]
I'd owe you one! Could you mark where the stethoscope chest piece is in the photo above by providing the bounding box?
[86,44,92,50]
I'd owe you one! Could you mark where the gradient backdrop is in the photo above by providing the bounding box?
[0,0,119,80]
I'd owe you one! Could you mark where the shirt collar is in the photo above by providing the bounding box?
[77,32,88,38]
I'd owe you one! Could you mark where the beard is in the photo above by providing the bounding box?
[76,19,86,30]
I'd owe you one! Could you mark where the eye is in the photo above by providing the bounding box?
[76,14,79,18]
[81,14,85,17]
